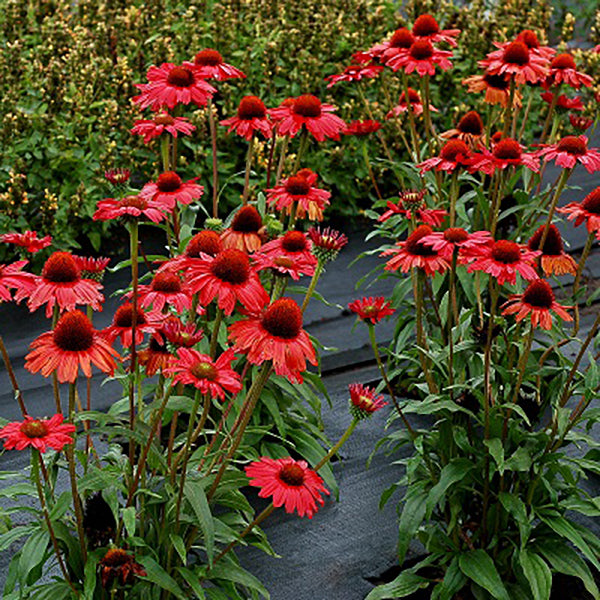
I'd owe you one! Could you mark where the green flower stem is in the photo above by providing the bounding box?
[448,170,459,228]
[502,78,516,137]
[411,269,437,394]
[51,304,62,414]
[265,127,278,189]
[128,220,139,469]
[293,128,310,172]
[517,91,534,142]
[362,141,382,200]
[160,134,170,172]
[420,74,436,150]
[314,418,358,471]
[207,98,220,218]
[67,382,87,561]
[573,231,596,334]
[540,87,560,144]
[198,395,237,473]
[209,308,224,359]
[207,363,273,501]
[0,334,28,417]
[242,134,255,204]
[401,73,421,161]
[536,167,572,251]
[301,260,324,312]
[31,450,76,592]
[274,136,289,185]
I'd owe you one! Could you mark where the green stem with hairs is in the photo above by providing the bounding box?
[301,261,324,312]
[128,220,139,469]
[242,134,255,204]
[207,98,220,218]
[573,231,595,334]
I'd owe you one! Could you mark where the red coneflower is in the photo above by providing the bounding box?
[137,333,175,376]
[534,135,600,173]
[479,41,548,85]
[469,138,540,175]
[72,256,111,283]
[187,248,269,315]
[220,95,272,140]
[545,53,593,89]
[348,297,395,324]
[190,48,246,80]
[558,187,600,233]
[386,88,438,118]
[136,270,192,313]
[161,316,204,349]
[379,28,415,64]
[514,29,555,60]
[99,548,146,589]
[466,240,539,285]
[164,229,223,274]
[440,111,486,148]
[541,92,583,112]
[131,112,196,144]
[528,224,577,276]
[382,225,450,276]
[0,261,36,303]
[104,169,131,186]
[462,72,522,108]
[103,302,161,347]
[229,298,317,383]
[0,414,76,453]
[418,139,472,174]
[307,226,348,262]
[421,228,492,262]
[325,64,383,88]
[570,115,594,131]
[254,231,317,280]
[387,39,453,75]
[245,456,329,518]
[221,205,264,252]
[27,251,104,318]
[378,195,447,227]
[269,95,346,142]
[266,169,331,221]
[25,310,118,383]
[140,171,204,210]
[412,14,461,47]
[133,62,216,110]
[93,195,168,223]
[501,279,572,329]
[343,120,382,136]
[165,347,241,400]
[348,383,387,420]
[1,230,52,253]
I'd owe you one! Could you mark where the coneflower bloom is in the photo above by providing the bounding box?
[440,111,486,149]
[479,41,548,85]
[103,302,161,347]
[1,230,52,253]
[541,92,583,112]
[220,95,272,140]
[164,229,223,273]
[418,140,472,174]
[93,195,167,223]
[133,63,216,110]
[570,115,594,131]
[269,95,346,142]
[187,248,269,315]
[99,548,146,589]
[104,169,131,186]
[348,297,394,324]
[469,138,540,175]
[387,39,453,75]
[343,120,382,136]
[161,316,204,349]
[514,29,555,60]
[462,72,521,108]
[545,53,593,89]
[245,456,329,518]
[0,415,76,453]
[348,383,387,420]
[558,187,600,233]
[421,228,492,262]
[27,252,104,317]
[382,225,450,276]
[466,240,539,286]
[25,310,118,383]
[378,28,415,65]
[325,64,383,88]
[131,112,196,144]
[534,136,600,173]
[378,196,447,228]
[528,224,577,276]
[253,231,317,280]
[0,261,36,303]
[72,256,111,282]
[136,270,192,313]
[165,348,241,400]
[140,172,204,210]
[307,226,348,262]
[266,169,331,221]
[501,279,572,329]
[221,205,264,252]
[387,87,439,117]
[412,13,460,47]
[229,298,317,383]
[190,48,246,80]
[137,333,174,376]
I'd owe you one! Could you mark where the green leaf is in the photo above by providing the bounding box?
[176,566,206,598]
[499,492,530,546]
[18,528,49,585]
[184,480,215,564]
[458,550,510,600]
[48,491,72,521]
[170,533,187,564]
[122,506,136,538]
[426,459,473,517]
[398,483,428,565]
[431,557,467,600]
[484,439,504,474]
[365,572,430,599]
[519,549,551,600]
[208,562,270,599]
[83,551,100,599]
[138,555,187,600]
[540,516,600,571]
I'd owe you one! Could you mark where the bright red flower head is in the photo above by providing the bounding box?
[269,95,346,142]
[137,333,174,376]
[325,64,383,88]
[382,225,450,276]
[348,296,395,324]
[27,251,104,318]
[245,456,329,518]
[93,195,168,223]
[412,14,461,46]
[133,62,216,110]
[0,261,36,304]
[528,224,577,276]
[140,172,204,210]
[26,310,118,383]
[1,230,52,253]
[378,192,447,228]
[229,297,317,383]
[479,41,549,84]
[348,383,387,420]
[343,120,382,136]
[502,279,572,329]
[378,28,415,65]
[570,114,594,131]
[541,91,584,112]
[131,112,196,144]
[221,205,264,252]
[463,71,521,108]
[220,95,272,140]
[421,228,492,261]
[466,240,539,285]
[190,48,246,80]
[545,53,593,89]
[440,111,486,148]
[386,39,453,75]
[534,135,600,173]
[254,231,317,280]
[386,88,438,118]
[307,226,348,262]
[72,256,111,282]
[418,139,472,173]
[103,302,162,348]
[104,168,131,186]
[469,138,540,175]
[161,316,204,348]
[514,29,555,60]
[165,347,241,400]
[136,269,193,313]
[0,414,76,453]
[558,187,600,233]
